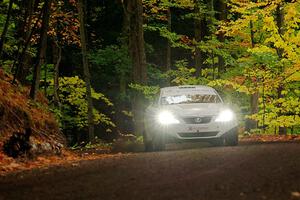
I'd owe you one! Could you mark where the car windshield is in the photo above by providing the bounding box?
[160,94,221,105]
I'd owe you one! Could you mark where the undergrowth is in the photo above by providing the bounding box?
[0,69,65,151]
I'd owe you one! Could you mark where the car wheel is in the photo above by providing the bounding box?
[143,130,154,152]
[225,128,238,146]
[152,133,166,151]
[210,137,225,147]
[144,140,153,152]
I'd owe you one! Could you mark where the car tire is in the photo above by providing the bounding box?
[225,128,238,146]
[143,131,154,152]
[144,140,153,152]
[210,137,225,147]
[152,133,166,151]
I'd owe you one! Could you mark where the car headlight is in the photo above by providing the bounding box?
[157,111,180,125]
[215,109,234,122]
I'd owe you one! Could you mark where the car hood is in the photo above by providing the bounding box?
[160,103,224,117]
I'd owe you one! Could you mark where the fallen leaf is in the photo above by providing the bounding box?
[72,163,79,167]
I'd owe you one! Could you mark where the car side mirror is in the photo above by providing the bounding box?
[150,95,159,107]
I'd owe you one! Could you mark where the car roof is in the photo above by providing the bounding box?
[160,85,215,91]
[160,85,218,96]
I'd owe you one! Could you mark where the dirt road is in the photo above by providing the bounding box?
[1,142,300,200]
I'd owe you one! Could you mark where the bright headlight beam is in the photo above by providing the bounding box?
[215,109,234,122]
[157,111,180,125]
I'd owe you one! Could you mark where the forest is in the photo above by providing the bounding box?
[0,0,299,154]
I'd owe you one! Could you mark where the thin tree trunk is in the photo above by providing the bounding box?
[13,0,42,83]
[53,44,62,107]
[121,0,130,41]
[194,1,205,77]
[212,51,215,80]
[44,61,47,95]
[30,0,51,99]
[14,14,41,80]
[165,7,171,85]
[216,0,226,78]
[276,2,287,135]
[245,20,259,132]
[208,0,215,79]
[126,0,147,136]
[0,0,14,60]
[16,0,35,79]
[250,20,255,48]
[166,7,171,72]
[262,77,266,133]
[207,0,214,31]
[120,1,130,97]
[78,0,94,141]
[119,72,126,96]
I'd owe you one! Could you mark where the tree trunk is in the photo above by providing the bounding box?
[245,92,259,131]
[126,0,147,136]
[119,72,127,96]
[194,1,205,77]
[207,0,214,32]
[14,19,40,82]
[30,0,51,99]
[53,44,62,108]
[0,0,14,60]
[44,61,48,95]
[209,0,215,78]
[120,0,130,97]
[14,0,35,83]
[276,2,287,135]
[216,0,226,77]
[78,0,95,141]
[165,7,172,85]
[166,7,171,72]
[245,20,259,132]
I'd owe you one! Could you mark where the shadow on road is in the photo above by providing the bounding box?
[151,140,300,153]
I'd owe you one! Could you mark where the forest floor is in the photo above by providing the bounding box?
[0,134,300,176]
[1,141,300,200]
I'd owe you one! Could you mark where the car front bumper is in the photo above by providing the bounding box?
[145,119,238,143]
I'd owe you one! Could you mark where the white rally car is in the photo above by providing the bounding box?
[144,85,239,151]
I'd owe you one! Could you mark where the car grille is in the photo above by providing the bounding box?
[183,116,212,124]
[178,131,219,138]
